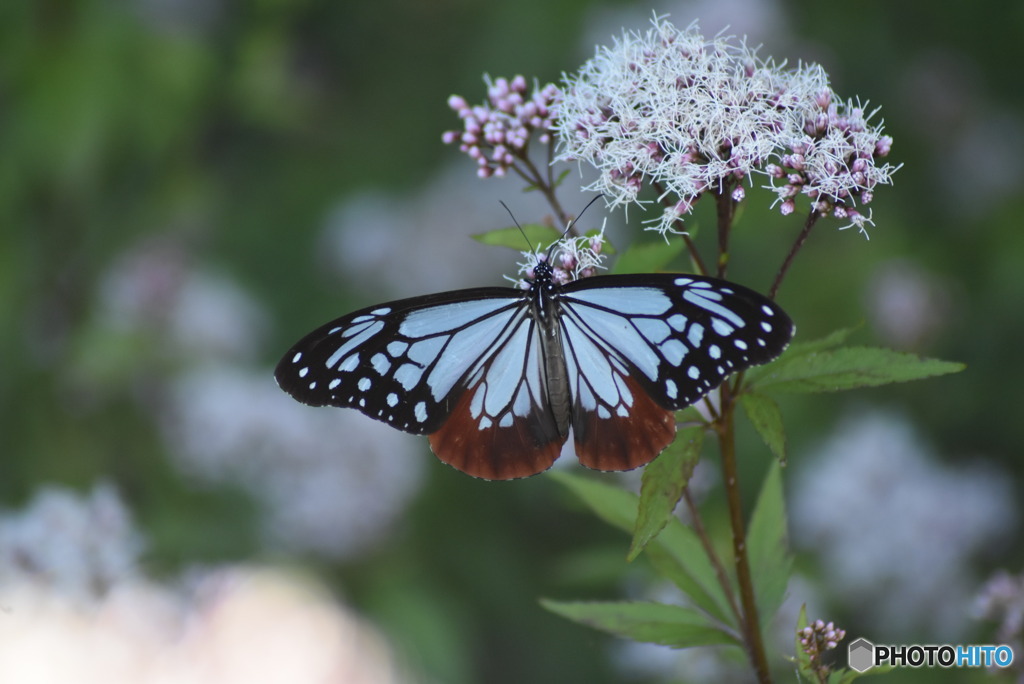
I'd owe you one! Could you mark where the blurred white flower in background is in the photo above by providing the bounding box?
[0,565,405,684]
[791,411,1015,638]
[97,237,268,363]
[89,235,427,560]
[320,163,592,300]
[163,365,425,559]
[0,483,143,606]
[866,259,951,349]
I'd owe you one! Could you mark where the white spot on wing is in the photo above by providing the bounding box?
[687,323,704,349]
[635,317,672,344]
[407,337,446,366]
[470,385,485,418]
[683,289,745,327]
[394,363,423,391]
[711,318,735,336]
[337,353,359,373]
[399,298,516,337]
[414,401,427,422]
[659,339,687,366]
[565,287,672,315]
[371,353,391,375]
[327,321,384,367]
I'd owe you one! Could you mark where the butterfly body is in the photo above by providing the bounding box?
[276,263,793,480]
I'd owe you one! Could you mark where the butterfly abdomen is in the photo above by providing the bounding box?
[535,290,572,439]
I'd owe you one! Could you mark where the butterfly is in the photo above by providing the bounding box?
[275,256,793,480]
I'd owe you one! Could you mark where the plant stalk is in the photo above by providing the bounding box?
[717,383,772,684]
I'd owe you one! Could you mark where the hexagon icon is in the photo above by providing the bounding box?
[847,637,875,673]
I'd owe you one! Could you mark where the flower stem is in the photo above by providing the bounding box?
[651,180,709,276]
[682,487,741,626]
[515,152,571,228]
[770,211,820,299]
[715,187,735,278]
[717,383,772,684]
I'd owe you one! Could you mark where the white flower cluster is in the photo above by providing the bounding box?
[514,228,608,287]
[554,14,896,236]
[766,94,899,235]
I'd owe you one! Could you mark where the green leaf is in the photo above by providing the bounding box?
[629,427,703,561]
[832,665,896,682]
[794,605,814,678]
[539,599,739,648]
[785,327,859,356]
[755,346,965,394]
[747,461,791,631]
[738,392,787,464]
[611,238,685,274]
[472,224,562,250]
[549,471,735,626]
[553,168,573,188]
[746,327,859,386]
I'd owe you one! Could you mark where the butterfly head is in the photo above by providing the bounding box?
[515,230,607,292]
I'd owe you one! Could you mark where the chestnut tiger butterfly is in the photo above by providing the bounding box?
[275,233,793,480]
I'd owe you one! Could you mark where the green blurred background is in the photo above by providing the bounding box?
[2,1,1022,682]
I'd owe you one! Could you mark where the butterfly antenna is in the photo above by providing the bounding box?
[545,193,605,261]
[500,201,536,254]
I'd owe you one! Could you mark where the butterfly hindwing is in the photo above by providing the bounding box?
[428,307,565,479]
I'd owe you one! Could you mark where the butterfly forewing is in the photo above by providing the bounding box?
[275,288,526,435]
[560,274,793,408]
